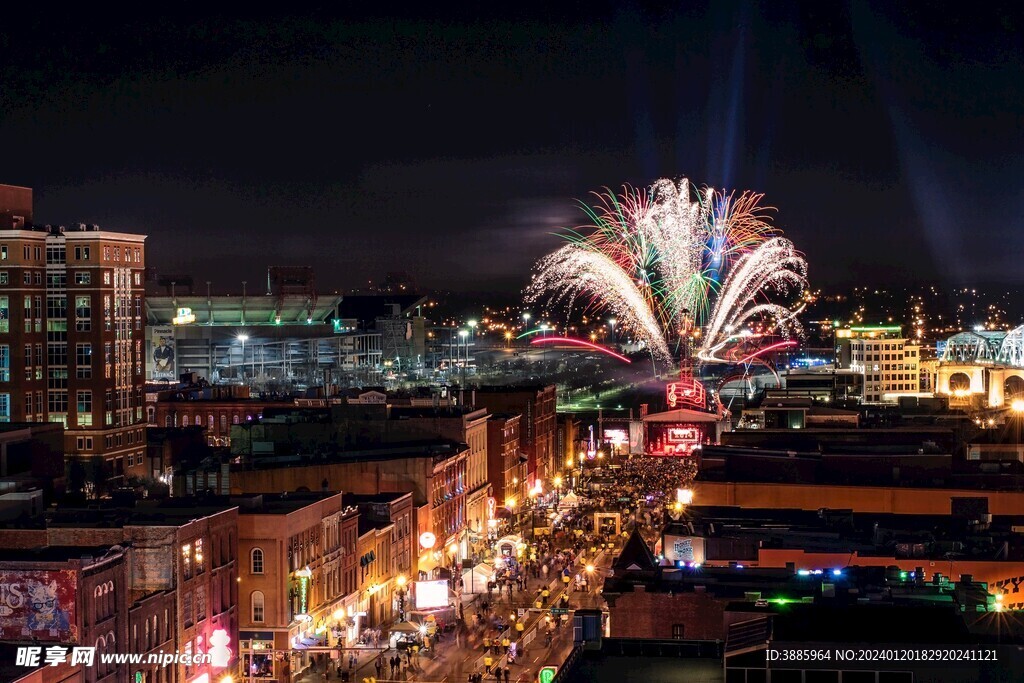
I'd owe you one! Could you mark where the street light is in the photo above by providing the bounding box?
[237,333,249,378]
[553,475,563,504]
[522,312,531,328]
[608,318,617,344]
[528,484,542,538]
[458,329,469,381]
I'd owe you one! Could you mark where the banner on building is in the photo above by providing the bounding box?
[628,421,645,455]
[147,325,176,381]
[0,570,78,642]
[662,535,706,565]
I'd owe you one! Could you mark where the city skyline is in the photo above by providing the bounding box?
[1,4,1020,292]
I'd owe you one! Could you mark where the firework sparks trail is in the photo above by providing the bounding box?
[526,177,807,366]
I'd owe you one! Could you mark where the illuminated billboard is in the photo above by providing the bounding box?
[147,324,176,381]
[647,423,703,455]
[663,535,706,565]
[414,580,449,610]
[602,428,628,445]
[0,570,78,642]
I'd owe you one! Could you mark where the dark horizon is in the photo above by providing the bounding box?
[2,3,1020,293]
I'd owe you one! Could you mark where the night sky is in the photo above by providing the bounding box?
[1,3,1020,293]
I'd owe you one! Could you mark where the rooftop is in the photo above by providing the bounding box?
[146,292,342,326]
[342,492,410,505]
[0,544,126,565]
[45,496,238,528]
[233,491,342,515]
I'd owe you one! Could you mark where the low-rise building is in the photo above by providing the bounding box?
[474,385,556,485]
[235,492,352,680]
[0,497,239,683]
[0,546,129,683]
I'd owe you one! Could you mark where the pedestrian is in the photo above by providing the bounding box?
[504,667,511,683]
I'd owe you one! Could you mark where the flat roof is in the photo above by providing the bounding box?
[0,545,125,564]
[146,293,342,326]
[342,492,410,505]
[234,491,341,515]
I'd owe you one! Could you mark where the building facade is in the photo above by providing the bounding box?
[237,492,350,680]
[474,385,556,486]
[0,546,129,683]
[0,212,147,476]
[838,326,921,403]
[486,414,524,513]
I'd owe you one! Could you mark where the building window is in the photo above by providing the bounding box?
[0,345,8,382]
[671,624,685,639]
[76,343,92,379]
[74,295,91,331]
[182,591,193,628]
[195,538,204,574]
[0,296,8,333]
[194,585,206,623]
[182,544,192,580]
[0,246,6,260]
[0,272,6,285]
[22,272,30,285]
[46,245,65,265]
[76,390,92,426]
[251,548,264,574]
[251,591,265,623]
[0,394,9,423]
[75,272,91,285]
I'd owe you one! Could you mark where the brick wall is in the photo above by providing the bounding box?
[606,588,726,641]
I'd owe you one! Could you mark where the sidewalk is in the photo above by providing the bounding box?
[292,646,392,683]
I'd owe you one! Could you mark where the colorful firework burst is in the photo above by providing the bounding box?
[526,178,807,364]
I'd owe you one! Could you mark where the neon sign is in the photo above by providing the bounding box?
[666,378,706,410]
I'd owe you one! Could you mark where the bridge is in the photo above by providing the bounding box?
[935,326,1024,408]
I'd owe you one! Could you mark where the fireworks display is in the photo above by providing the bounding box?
[526,178,808,365]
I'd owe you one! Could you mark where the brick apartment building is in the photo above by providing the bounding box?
[474,385,556,486]
[486,413,525,512]
[0,184,147,479]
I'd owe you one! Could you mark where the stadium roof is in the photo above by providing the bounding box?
[146,293,342,326]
